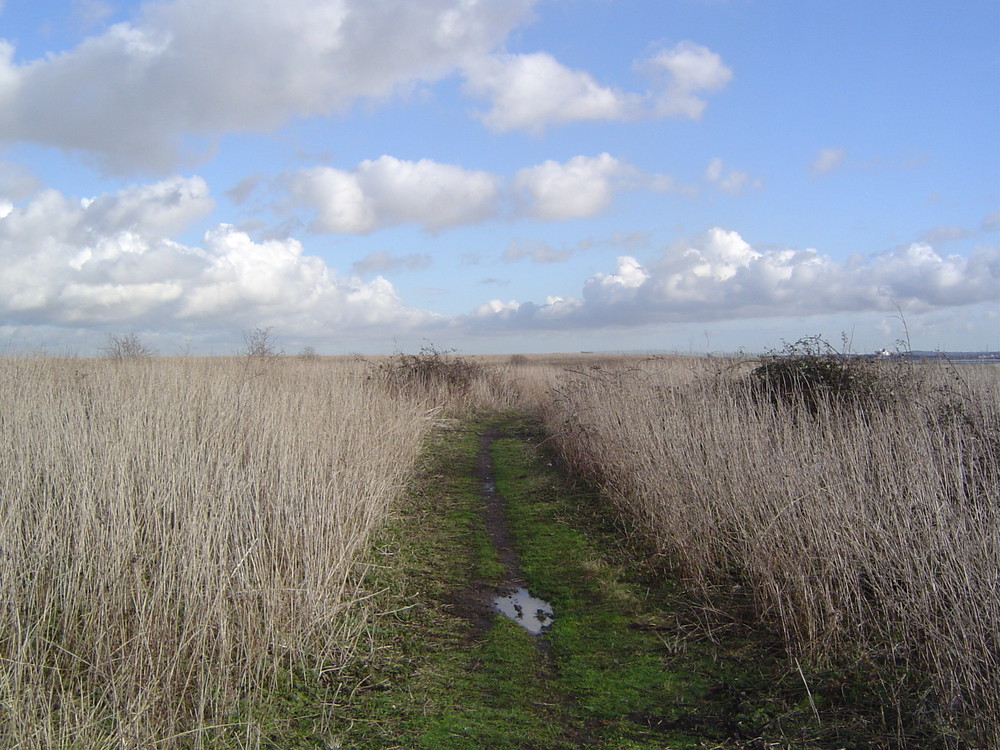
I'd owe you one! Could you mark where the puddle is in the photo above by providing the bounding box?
[493,587,554,635]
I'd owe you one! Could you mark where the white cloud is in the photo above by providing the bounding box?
[638,42,733,119]
[82,176,215,237]
[464,228,1000,330]
[0,0,537,172]
[0,180,431,333]
[289,156,501,233]
[511,153,638,221]
[471,298,521,318]
[464,41,731,133]
[285,152,677,230]
[464,52,640,133]
[811,147,847,174]
[588,255,651,301]
[178,227,424,329]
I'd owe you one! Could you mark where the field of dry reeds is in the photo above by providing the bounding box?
[2,345,996,747]
[534,352,999,746]
[0,355,431,747]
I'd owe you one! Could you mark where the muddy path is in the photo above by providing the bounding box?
[330,414,842,749]
[476,426,555,636]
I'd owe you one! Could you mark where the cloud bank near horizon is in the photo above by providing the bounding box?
[1,177,995,348]
[467,228,1000,331]
[0,177,433,336]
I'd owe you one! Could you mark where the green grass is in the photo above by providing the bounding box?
[490,420,753,747]
[319,422,578,748]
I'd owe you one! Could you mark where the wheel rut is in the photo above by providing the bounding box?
[477,427,555,636]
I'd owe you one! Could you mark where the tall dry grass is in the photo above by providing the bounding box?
[0,355,431,747]
[539,356,999,746]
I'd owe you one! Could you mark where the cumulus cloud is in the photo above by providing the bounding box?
[811,147,847,174]
[637,42,733,119]
[288,156,501,233]
[0,179,430,332]
[80,175,215,237]
[464,52,640,133]
[464,227,1000,330]
[465,41,731,132]
[0,0,537,172]
[284,152,673,231]
[511,153,639,220]
[471,298,521,318]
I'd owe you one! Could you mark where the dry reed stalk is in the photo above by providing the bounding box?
[0,356,430,747]
[542,356,999,746]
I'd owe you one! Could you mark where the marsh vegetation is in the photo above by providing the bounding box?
[0,345,995,747]
[0,356,430,747]
[538,351,999,746]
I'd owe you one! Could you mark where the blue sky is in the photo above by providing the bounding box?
[0,0,997,355]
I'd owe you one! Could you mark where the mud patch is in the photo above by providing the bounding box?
[477,428,555,635]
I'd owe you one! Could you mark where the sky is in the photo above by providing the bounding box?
[0,0,997,356]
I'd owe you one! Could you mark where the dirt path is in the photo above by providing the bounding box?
[328,414,837,749]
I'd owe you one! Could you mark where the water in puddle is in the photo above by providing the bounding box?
[493,587,554,635]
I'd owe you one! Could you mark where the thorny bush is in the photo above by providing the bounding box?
[749,335,912,415]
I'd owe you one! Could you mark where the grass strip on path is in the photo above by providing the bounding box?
[325,419,577,749]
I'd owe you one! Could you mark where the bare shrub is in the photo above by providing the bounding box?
[99,331,155,359]
[376,344,520,411]
[241,325,282,359]
[382,344,478,393]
